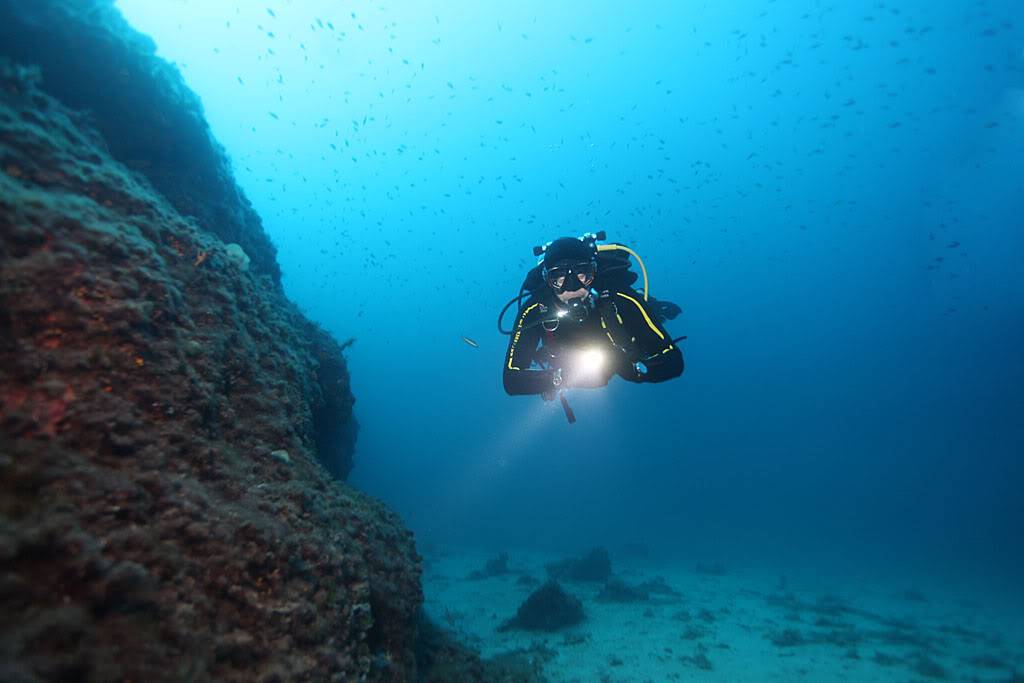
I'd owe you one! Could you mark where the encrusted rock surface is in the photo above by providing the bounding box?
[0,0,282,284]
[499,581,585,633]
[0,2,429,678]
[0,1,542,679]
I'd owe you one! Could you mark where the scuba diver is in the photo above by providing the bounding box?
[499,231,684,422]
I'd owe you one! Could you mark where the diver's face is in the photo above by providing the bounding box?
[545,260,596,302]
[556,287,590,303]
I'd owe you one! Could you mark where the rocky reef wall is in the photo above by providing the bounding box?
[0,0,360,481]
[0,1,428,680]
[0,0,282,285]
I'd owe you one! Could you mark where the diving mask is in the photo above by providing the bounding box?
[544,260,597,293]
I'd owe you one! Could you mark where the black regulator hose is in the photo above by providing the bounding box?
[497,289,531,335]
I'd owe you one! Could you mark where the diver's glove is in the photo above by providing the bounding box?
[541,368,564,401]
[565,367,610,389]
[548,363,608,391]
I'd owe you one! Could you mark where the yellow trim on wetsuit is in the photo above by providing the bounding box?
[615,292,665,340]
[507,302,541,371]
[599,316,618,346]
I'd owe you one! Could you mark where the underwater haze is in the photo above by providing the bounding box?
[115,0,1023,677]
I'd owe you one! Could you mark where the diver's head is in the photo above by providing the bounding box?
[542,237,597,303]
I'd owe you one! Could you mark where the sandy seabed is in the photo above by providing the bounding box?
[422,547,1024,682]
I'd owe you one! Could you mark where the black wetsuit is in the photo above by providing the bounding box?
[503,289,684,396]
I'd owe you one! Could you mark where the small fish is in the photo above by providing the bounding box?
[461,336,479,348]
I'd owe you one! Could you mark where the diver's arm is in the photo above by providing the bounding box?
[504,367,557,395]
[634,344,684,382]
[503,304,556,396]
[613,291,684,383]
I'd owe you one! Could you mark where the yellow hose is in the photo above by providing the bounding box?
[597,243,649,301]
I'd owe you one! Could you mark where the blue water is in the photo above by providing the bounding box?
[117,0,1022,627]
